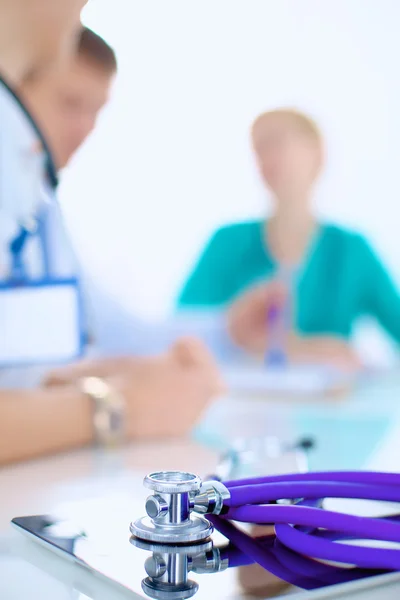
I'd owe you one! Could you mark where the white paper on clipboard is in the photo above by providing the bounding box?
[224,364,352,395]
[0,283,81,365]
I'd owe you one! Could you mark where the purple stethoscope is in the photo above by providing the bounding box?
[131,470,400,574]
[132,273,400,593]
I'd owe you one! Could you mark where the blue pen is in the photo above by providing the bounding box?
[265,264,299,367]
[265,302,287,367]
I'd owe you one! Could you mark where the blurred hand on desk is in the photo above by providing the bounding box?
[0,339,225,466]
[44,337,225,439]
[227,283,360,371]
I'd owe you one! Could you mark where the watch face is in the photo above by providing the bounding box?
[85,377,125,446]
[93,405,125,447]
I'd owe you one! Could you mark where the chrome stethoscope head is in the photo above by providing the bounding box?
[130,471,230,544]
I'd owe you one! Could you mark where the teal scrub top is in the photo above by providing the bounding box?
[177,220,400,342]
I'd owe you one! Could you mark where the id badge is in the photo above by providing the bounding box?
[0,278,84,366]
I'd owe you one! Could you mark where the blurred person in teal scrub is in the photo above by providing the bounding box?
[178,108,400,367]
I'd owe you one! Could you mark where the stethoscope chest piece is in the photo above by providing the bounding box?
[130,471,214,544]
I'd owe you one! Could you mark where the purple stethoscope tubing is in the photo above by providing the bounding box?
[210,515,323,590]
[227,481,400,506]
[223,470,400,488]
[219,471,400,571]
[212,516,382,590]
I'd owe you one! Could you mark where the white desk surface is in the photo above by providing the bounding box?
[1,374,400,600]
[0,440,219,600]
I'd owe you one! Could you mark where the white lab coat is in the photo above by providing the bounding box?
[0,80,49,279]
[0,80,240,388]
[0,79,74,387]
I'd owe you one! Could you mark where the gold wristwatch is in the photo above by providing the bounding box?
[81,377,126,447]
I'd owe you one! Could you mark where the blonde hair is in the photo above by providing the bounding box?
[251,108,322,146]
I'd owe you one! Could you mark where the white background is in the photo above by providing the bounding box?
[60,0,400,319]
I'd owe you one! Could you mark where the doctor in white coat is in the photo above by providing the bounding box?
[0,5,223,466]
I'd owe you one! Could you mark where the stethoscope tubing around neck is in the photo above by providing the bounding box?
[0,76,58,189]
[1,75,59,281]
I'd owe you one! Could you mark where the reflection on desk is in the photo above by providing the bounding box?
[9,506,400,600]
